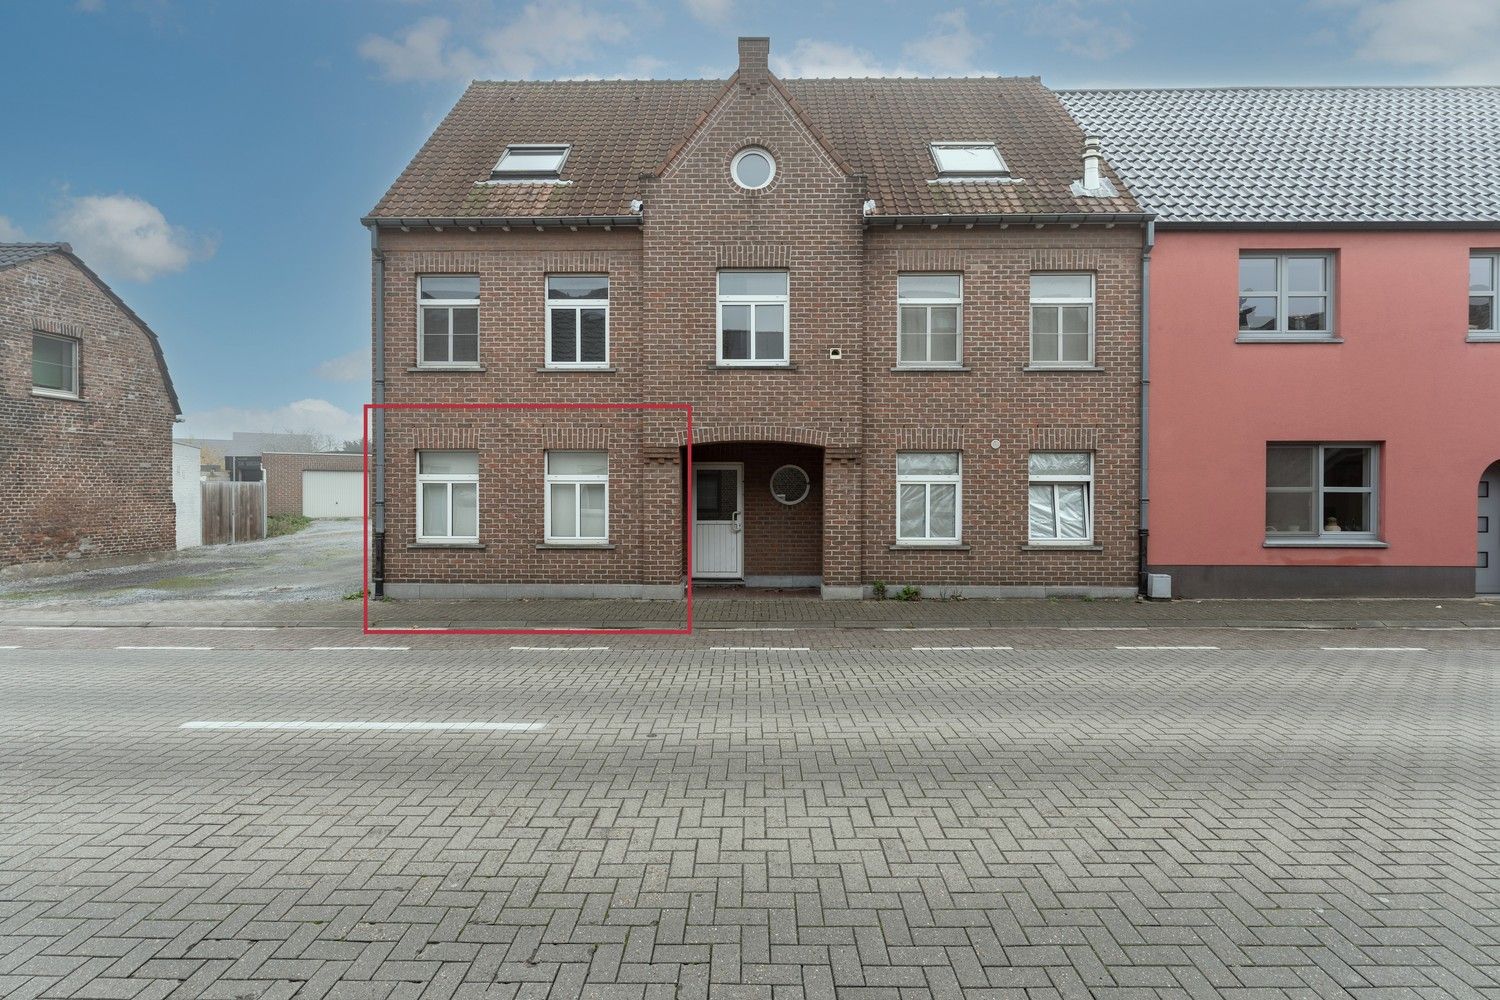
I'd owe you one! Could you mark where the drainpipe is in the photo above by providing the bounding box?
[369,224,387,597]
[1138,217,1155,594]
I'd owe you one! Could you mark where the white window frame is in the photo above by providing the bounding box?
[716,271,789,367]
[1470,252,1499,339]
[1265,443,1380,543]
[32,332,80,398]
[492,143,570,180]
[897,274,963,368]
[417,275,480,368]
[895,452,962,543]
[730,147,776,191]
[928,142,1009,179]
[1238,253,1335,338]
[544,451,609,543]
[545,275,610,368]
[1029,273,1096,367]
[1028,452,1094,544]
[415,451,479,543]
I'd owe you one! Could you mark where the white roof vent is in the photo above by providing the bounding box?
[1071,135,1118,198]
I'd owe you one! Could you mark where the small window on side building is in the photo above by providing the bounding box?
[1470,253,1498,335]
[32,332,79,397]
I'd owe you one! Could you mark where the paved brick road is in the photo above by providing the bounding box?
[1,641,1495,998]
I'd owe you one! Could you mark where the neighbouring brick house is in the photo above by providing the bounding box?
[1064,86,1500,597]
[0,243,181,570]
[262,451,364,518]
[366,38,1147,598]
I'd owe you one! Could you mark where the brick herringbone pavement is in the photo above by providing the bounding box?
[1,647,1495,998]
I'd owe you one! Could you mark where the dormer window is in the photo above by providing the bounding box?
[929,142,1008,179]
[492,144,570,180]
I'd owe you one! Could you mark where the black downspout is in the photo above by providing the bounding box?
[369,225,387,597]
[1138,217,1155,595]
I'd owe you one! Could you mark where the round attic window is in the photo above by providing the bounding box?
[731,147,775,190]
[770,464,811,506]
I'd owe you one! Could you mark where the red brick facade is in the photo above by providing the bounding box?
[262,451,364,516]
[372,43,1144,598]
[0,251,179,570]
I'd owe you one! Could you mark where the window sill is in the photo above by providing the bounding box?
[1466,333,1500,343]
[1263,538,1388,549]
[1235,334,1342,345]
[537,541,617,550]
[888,542,971,551]
[537,365,617,373]
[407,365,486,372]
[408,541,485,549]
[1021,542,1102,552]
[710,363,798,371]
[891,365,970,372]
[1022,365,1103,373]
[31,388,83,401]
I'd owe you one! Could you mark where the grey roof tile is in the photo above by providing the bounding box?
[1058,86,1500,225]
[0,242,71,270]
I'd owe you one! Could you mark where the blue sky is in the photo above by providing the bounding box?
[1,0,1494,442]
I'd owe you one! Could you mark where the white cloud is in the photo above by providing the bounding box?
[175,398,364,444]
[360,3,632,83]
[0,215,24,241]
[683,0,732,25]
[772,9,991,78]
[52,193,213,282]
[315,349,369,383]
[1321,0,1500,82]
[1024,0,1135,60]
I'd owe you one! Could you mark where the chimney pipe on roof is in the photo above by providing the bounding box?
[1082,134,1103,191]
[738,36,770,92]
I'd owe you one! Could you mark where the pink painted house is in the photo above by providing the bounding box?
[1064,86,1500,596]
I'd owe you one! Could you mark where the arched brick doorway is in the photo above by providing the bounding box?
[1481,461,1500,595]
[687,441,824,588]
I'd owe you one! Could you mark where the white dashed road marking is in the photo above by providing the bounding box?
[510,645,611,652]
[912,645,1013,652]
[883,626,971,632]
[1321,646,1427,652]
[1116,645,1220,651]
[22,626,107,631]
[181,720,545,732]
[710,646,811,652]
[310,646,410,651]
[116,645,213,651]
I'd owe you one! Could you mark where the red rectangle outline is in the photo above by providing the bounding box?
[362,402,693,636]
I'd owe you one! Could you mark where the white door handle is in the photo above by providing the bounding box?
[731,510,742,533]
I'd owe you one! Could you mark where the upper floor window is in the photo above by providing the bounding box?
[929,142,1008,179]
[418,276,479,367]
[897,274,962,367]
[492,144,569,180]
[1030,274,1095,366]
[32,332,79,398]
[717,271,788,366]
[1029,452,1093,543]
[417,450,478,543]
[731,147,775,190]
[1471,253,1498,336]
[546,275,609,367]
[1239,253,1333,338]
[1266,444,1378,542]
[896,452,961,543]
[545,451,608,543]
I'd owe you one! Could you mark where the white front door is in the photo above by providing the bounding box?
[693,463,743,578]
[1480,464,1500,594]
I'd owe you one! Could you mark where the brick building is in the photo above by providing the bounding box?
[262,451,364,518]
[366,38,1147,599]
[0,243,181,570]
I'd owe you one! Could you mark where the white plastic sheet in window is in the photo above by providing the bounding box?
[898,452,959,476]
[550,484,578,537]
[1029,452,1089,477]
[548,451,607,476]
[899,484,927,537]
[1056,485,1088,539]
[451,484,478,537]
[420,451,478,475]
[1029,485,1055,539]
[930,484,957,538]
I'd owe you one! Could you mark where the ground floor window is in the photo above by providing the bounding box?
[546,451,608,542]
[417,451,478,542]
[1266,444,1378,540]
[1029,452,1093,542]
[896,452,961,542]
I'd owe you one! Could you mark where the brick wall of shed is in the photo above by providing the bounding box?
[262,452,366,516]
[0,256,176,569]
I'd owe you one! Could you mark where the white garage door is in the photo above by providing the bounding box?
[302,470,362,518]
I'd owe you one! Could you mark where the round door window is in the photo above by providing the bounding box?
[770,464,810,505]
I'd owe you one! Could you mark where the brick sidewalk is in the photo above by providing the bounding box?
[2,593,1498,629]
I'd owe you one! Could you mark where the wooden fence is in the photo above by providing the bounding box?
[202,481,266,545]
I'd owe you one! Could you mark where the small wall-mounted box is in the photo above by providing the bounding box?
[1146,573,1172,600]
[829,347,842,360]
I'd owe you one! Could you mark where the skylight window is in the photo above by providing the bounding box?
[929,142,1008,178]
[492,144,570,180]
